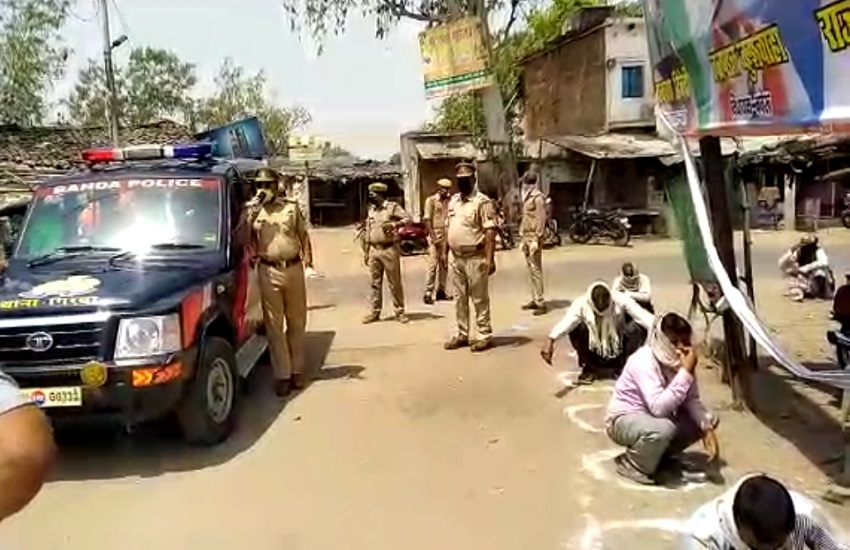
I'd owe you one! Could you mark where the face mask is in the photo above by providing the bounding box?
[369,193,383,204]
[457,177,473,194]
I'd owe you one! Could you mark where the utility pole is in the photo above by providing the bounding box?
[700,136,753,410]
[99,0,122,147]
[472,0,519,221]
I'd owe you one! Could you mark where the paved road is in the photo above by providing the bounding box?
[3,229,849,549]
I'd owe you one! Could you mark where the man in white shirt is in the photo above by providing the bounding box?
[680,474,848,549]
[779,234,834,301]
[541,282,655,384]
[612,261,653,313]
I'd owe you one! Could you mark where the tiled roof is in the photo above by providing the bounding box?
[0,120,191,194]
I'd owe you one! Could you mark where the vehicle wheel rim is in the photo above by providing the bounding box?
[206,357,234,424]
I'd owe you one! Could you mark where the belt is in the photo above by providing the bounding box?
[369,242,396,249]
[259,256,301,268]
[450,243,485,258]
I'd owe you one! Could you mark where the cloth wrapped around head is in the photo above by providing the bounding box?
[582,282,621,359]
[648,312,693,369]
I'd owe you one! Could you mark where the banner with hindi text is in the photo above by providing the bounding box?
[643,0,850,135]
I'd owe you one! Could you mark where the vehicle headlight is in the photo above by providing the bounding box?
[114,314,181,359]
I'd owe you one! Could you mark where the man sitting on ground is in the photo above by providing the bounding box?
[779,233,835,301]
[541,282,654,384]
[605,312,719,485]
[681,474,848,549]
[612,261,653,313]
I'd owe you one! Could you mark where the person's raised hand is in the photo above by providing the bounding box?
[678,346,697,374]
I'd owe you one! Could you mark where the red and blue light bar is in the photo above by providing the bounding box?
[81,142,213,164]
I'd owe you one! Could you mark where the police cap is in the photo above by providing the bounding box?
[368,182,388,193]
[437,178,452,188]
[456,162,475,178]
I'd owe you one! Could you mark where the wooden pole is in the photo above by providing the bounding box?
[699,136,753,409]
[739,169,758,371]
[583,159,597,211]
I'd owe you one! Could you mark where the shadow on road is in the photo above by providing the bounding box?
[491,335,532,348]
[49,331,338,482]
[546,299,572,312]
[307,303,336,312]
[750,360,846,483]
[405,312,443,322]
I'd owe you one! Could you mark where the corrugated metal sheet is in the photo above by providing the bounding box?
[545,133,675,159]
[414,141,480,160]
[543,133,792,165]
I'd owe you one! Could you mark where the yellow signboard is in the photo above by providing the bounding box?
[419,17,494,99]
[288,135,326,163]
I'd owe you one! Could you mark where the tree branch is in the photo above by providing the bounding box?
[382,0,444,22]
[499,0,521,42]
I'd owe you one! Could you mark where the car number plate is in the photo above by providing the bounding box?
[21,387,82,408]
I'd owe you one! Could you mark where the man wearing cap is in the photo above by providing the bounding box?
[519,171,547,315]
[422,178,453,305]
[445,162,498,352]
[245,168,314,397]
[362,182,411,324]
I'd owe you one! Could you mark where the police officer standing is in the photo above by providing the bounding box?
[519,172,547,315]
[362,182,411,324]
[246,168,314,397]
[422,178,452,305]
[444,162,497,352]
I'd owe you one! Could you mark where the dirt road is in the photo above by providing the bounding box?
[3,229,849,548]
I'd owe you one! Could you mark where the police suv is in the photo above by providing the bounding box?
[0,142,267,445]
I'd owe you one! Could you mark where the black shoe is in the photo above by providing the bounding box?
[614,453,656,485]
[521,302,536,310]
[435,290,450,301]
[576,369,595,385]
[424,294,434,305]
[532,304,547,316]
[274,378,293,397]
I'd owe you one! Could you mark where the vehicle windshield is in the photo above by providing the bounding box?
[14,177,222,259]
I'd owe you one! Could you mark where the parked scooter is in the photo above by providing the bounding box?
[567,208,630,247]
[827,275,850,366]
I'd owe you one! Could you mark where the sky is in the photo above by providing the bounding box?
[53,0,435,159]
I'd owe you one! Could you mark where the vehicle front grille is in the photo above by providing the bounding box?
[0,323,104,365]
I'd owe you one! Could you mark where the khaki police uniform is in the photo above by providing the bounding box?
[520,188,547,308]
[364,189,410,320]
[250,195,309,382]
[447,189,497,343]
[423,180,452,299]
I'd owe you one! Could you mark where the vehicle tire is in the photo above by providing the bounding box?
[399,240,415,256]
[177,336,239,446]
[842,213,850,229]
[568,223,591,244]
[611,224,630,247]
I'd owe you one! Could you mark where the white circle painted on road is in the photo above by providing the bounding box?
[581,449,708,493]
[571,513,687,550]
[564,404,604,433]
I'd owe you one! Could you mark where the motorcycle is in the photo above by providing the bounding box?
[827,276,850,366]
[354,220,429,256]
[542,218,561,248]
[567,209,630,247]
[495,211,515,250]
[397,220,429,256]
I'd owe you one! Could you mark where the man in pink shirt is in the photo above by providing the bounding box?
[605,312,719,485]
